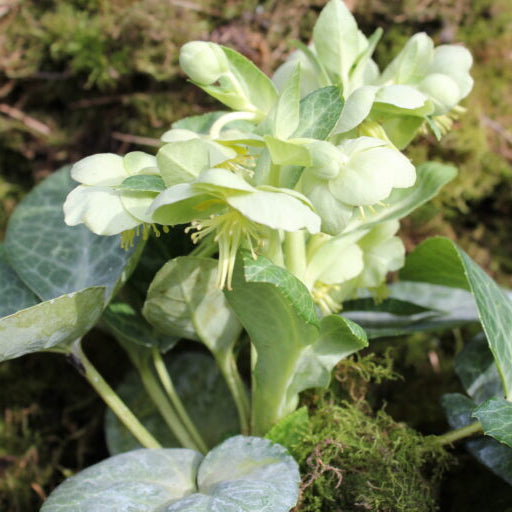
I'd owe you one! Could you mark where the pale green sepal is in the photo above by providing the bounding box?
[193,167,255,194]
[334,85,378,134]
[157,140,211,186]
[264,136,312,166]
[64,185,141,235]
[272,49,324,98]
[226,189,321,233]
[313,0,361,84]
[375,84,429,111]
[271,63,301,139]
[149,184,223,225]
[180,41,230,84]
[123,151,158,174]
[71,153,126,186]
[342,162,456,234]
[0,287,105,362]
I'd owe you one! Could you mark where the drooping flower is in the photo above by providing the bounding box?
[149,167,321,289]
[63,151,165,247]
[301,138,415,234]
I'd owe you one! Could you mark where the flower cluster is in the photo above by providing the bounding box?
[63,0,472,311]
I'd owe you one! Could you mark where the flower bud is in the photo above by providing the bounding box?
[179,41,229,85]
[305,141,345,180]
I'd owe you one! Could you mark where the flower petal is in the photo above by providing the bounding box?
[63,185,140,235]
[226,189,321,233]
[123,152,158,175]
[149,184,224,225]
[120,191,158,223]
[71,154,127,186]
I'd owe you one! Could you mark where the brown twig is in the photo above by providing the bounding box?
[111,131,161,147]
[480,115,512,145]
[0,103,51,135]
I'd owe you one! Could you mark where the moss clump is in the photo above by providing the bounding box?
[293,400,453,512]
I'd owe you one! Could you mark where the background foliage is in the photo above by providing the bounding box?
[1,0,511,510]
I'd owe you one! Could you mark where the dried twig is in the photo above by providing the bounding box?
[111,131,161,147]
[480,115,512,145]
[0,103,51,135]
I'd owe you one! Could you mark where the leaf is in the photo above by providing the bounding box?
[442,393,512,486]
[343,282,480,338]
[0,243,38,318]
[199,46,278,116]
[119,175,166,192]
[343,162,457,235]
[41,448,202,512]
[226,253,365,435]
[473,398,512,449]
[3,166,141,302]
[105,352,240,453]
[143,256,242,358]
[272,64,300,139]
[186,436,299,512]
[287,315,367,403]
[43,436,300,512]
[0,287,105,362]
[400,237,512,398]
[455,333,502,404]
[293,86,344,140]
[102,302,177,353]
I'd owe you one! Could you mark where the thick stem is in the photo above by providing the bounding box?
[284,230,307,282]
[435,421,483,446]
[137,360,203,452]
[74,341,161,449]
[216,353,250,435]
[152,348,208,452]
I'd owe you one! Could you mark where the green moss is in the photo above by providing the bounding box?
[293,400,453,512]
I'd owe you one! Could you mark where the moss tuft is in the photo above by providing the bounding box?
[293,400,453,512]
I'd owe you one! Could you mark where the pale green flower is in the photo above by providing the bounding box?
[63,152,164,245]
[304,221,405,314]
[149,167,320,288]
[302,138,415,234]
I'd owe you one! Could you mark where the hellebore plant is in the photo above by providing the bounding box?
[2,1,512,510]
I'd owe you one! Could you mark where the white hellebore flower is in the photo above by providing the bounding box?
[63,151,164,246]
[149,167,320,289]
[302,138,415,235]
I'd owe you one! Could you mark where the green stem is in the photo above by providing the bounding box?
[74,341,161,449]
[137,359,203,452]
[216,353,250,435]
[435,421,483,446]
[151,348,208,453]
[284,230,307,281]
[209,110,258,139]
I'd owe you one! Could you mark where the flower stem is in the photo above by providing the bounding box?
[216,352,250,435]
[74,340,161,449]
[151,348,208,452]
[136,357,204,452]
[284,230,307,282]
[435,421,483,446]
[209,110,258,139]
